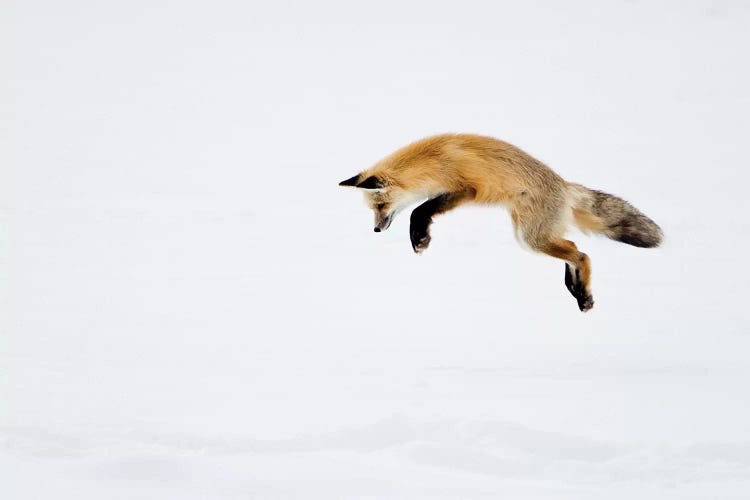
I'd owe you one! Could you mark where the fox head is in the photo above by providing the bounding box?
[339,173,412,232]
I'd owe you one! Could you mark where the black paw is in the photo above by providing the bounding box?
[410,224,431,254]
[564,263,594,312]
[576,293,594,312]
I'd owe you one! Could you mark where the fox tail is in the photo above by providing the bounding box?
[568,183,663,248]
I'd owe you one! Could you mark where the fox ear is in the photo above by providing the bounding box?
[339,174,387,190]
[339,174,361,187]
[355,175,386,190]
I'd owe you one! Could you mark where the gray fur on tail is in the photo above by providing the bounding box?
[591,190,663,247]
[575,186,663,248]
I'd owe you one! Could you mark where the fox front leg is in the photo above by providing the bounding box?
[409,190,475,254]
[409,208,433,254]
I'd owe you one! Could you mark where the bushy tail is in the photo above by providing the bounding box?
[569,184,663,248]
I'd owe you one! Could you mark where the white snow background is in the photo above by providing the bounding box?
[3,0,750,498]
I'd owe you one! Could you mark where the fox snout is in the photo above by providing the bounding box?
[374,212,394,232]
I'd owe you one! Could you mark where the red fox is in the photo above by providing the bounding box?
[339,133,663,312]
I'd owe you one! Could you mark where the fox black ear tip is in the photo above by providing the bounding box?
[339,175,360,187]
[356,176,385,190]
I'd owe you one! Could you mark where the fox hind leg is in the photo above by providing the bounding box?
[537,239,594,312]
[564,262,592,311]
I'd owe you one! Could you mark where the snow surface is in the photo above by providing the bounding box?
[3,0,750,498]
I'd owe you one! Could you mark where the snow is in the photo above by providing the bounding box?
[2,0,750,498]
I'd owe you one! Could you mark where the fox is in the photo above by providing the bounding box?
[339,133,663,312]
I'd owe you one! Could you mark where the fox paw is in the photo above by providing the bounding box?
[565,263,594,312]
[576,294,594,312]
[410,227,431,254]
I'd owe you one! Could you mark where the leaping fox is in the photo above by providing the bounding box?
[339,133,663,312]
